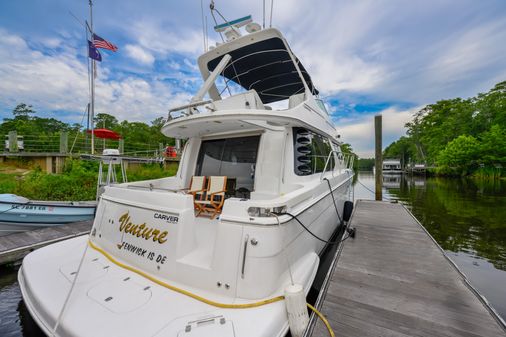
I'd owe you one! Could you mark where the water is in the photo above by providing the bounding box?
[1,172,505,335]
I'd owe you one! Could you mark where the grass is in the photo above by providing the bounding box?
[0,159,178,201]
[472,166,505,180]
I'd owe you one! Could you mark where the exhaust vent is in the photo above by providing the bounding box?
[293,128,312,176]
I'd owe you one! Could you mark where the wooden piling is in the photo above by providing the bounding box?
[8,131,18,153]
[374,115,382,201]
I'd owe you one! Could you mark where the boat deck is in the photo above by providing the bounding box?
[0,220,92,265]
[307,200,506,337]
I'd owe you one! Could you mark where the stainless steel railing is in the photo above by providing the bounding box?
[320,150,354,180]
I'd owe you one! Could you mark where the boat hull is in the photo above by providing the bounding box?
[0,200,96,236]
[18,175,353,337]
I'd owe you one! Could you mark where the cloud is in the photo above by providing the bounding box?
[336,106,419,158]
[0,28,89,113]
[124,44,155,65]
[0,28,192,123]
[127,20,205,57]
[2,0,506,157]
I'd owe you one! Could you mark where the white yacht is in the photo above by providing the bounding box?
[19,18,354,337]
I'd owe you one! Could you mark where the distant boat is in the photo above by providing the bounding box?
[383,159,403,174]
[0,194,96,236]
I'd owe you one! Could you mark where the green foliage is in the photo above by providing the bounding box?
[340,142,358,170]
[437,135,480,175]
[480,125,506,165]
[357,158,375,170]
[94,113,119,129]
[383,136,417,167]
[1,104,175,154]
[127,163,178,182]
[0,104,70,136]
[0,159,178,201]
[12,103,35,119]
[384,81,506,177]
[0,173,18,193]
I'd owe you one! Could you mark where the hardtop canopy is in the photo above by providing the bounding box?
[197,28,318,104]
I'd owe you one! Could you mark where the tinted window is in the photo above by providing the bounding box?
[196,136,260,197]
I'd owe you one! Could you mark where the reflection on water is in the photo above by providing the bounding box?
[355,171,506,319]
[1,173,505,335]
[0,266,46,337]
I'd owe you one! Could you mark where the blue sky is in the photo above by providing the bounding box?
[1,0,506,157]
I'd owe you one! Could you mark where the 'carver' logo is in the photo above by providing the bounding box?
[119,213,168,244]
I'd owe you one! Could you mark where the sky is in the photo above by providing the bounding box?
[1,0,506,157]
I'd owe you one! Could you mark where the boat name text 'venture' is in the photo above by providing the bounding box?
[118,213,168,244]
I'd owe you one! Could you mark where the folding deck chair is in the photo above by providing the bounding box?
[182,176,207,206]
[194,176,227,219]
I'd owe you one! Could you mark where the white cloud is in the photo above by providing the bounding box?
[336,107,419,158]
[0,29,192,123]
[124,44,155,65]
[128,21,205,57]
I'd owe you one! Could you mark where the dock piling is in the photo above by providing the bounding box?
[374,115,382,201]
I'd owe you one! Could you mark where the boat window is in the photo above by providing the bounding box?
[293,128,332,176]
[315,99,329,115]
[196,136,260,198]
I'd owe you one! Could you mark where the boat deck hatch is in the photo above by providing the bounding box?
[87,279,152,313]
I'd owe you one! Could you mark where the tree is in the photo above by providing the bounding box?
[383,136,416,167]
[437,135,480,173]
[150,117,165,129]
[12,103,36,119]
[93,113,118,129]
[479,125,506,165]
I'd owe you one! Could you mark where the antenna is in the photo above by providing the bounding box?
[270,0,274,27]
[263,0,266,29]
[68,10,86,29]
[200,0,207,52]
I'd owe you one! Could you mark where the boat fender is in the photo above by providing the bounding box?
[342,200,354,222]
[284,284,309,337]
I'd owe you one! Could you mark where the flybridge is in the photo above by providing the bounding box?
[197,18,318,104]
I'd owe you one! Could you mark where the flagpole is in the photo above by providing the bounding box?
[89,0,95,155]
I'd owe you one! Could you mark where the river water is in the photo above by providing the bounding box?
[1,172,505,336]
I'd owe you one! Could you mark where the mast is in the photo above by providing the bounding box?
[89,0,95,154]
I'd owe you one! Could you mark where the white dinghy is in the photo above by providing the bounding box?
[19,16,354,337]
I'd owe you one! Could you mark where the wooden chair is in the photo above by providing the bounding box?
[194,176,227,219]
[183,176,206,205]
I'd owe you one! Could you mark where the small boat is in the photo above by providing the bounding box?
[0,194,96,235]
[19,12,354,337]
[382,159,403,174]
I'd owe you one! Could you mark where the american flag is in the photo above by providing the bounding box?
[92,33,118,52]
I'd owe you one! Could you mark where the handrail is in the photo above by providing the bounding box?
[168,99,213,117]
[320,150,354,181]
[320,150,338,181]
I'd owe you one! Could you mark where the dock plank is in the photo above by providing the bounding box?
[0,221,92,265]
[310,200,506,337]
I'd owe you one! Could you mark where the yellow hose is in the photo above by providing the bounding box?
[88,240,284,308]
[307,303,335,337]
[89,240,335,337]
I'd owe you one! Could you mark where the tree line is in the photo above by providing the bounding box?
[384,81,506,176]
[0,103,174,148]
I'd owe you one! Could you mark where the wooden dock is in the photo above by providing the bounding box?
[307,200,506,337]
[0,221,92,265]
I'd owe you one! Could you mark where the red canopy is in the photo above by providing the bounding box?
[86,128,121,140]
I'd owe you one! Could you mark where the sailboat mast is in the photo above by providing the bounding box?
[89,0,95,154]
